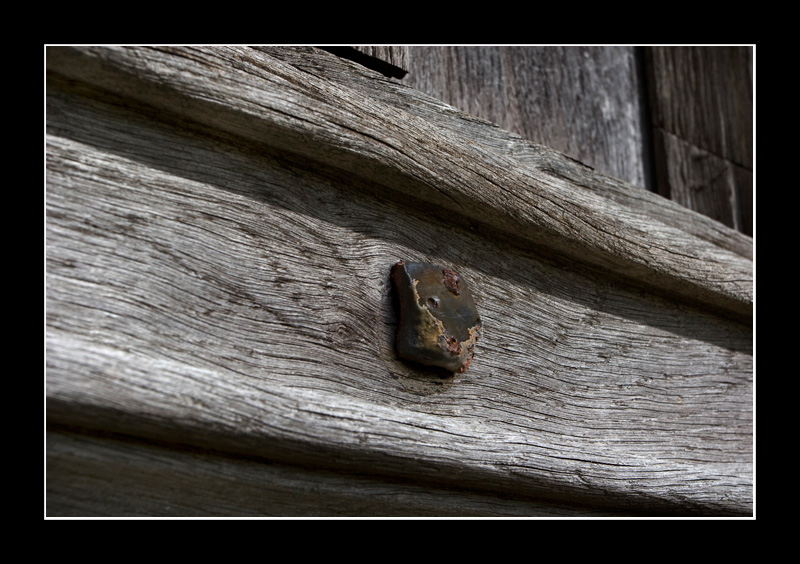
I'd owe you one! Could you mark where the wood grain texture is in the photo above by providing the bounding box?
[46,46,752,318]
[46,47,753,516]
[260,46,752,262]
[646,46,753,235]
[404,46,650,191]
[47,430,622,516]
[647,47,752,168]
[654,130,752,232]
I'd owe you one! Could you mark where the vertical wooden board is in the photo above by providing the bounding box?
[655,130,750,232]
[647,46,752,167]
[646,46,753,234]
[404,46,650,190]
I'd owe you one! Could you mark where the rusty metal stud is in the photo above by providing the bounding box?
[391,261,482,373]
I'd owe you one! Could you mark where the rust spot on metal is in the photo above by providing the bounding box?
[442,268,460,295]
[439,334,461,355]
[391,261,482,373]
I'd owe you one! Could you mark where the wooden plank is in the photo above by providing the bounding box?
[46,46,752,318]
[646,46,753,235]
[47,430,622,516]
[404,46,651,191]
[257,46,752,261]
[647,46,752,167]
[46,47,753,515]
[654,130,752,232]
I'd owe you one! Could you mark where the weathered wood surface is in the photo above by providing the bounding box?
[47,46,752,317]
[404,46,651,191]
[47,429,621,516]
[646,46,753,235]
[279,46,752,261]
[46,46,753,516]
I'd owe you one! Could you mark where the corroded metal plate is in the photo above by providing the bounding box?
[391,261,482,373]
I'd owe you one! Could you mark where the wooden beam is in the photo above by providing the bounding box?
[46,46,752,319]
[47,430,624,516]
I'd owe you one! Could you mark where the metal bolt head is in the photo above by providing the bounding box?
[391,261,482,373]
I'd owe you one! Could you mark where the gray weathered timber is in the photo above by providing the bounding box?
[46,46,753,516]
[654,131,752,232]
[47,430,622,517]
[261,46,752,261]
[404,46,650,191]
[646,46,753,235]
[46,46,752,318]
